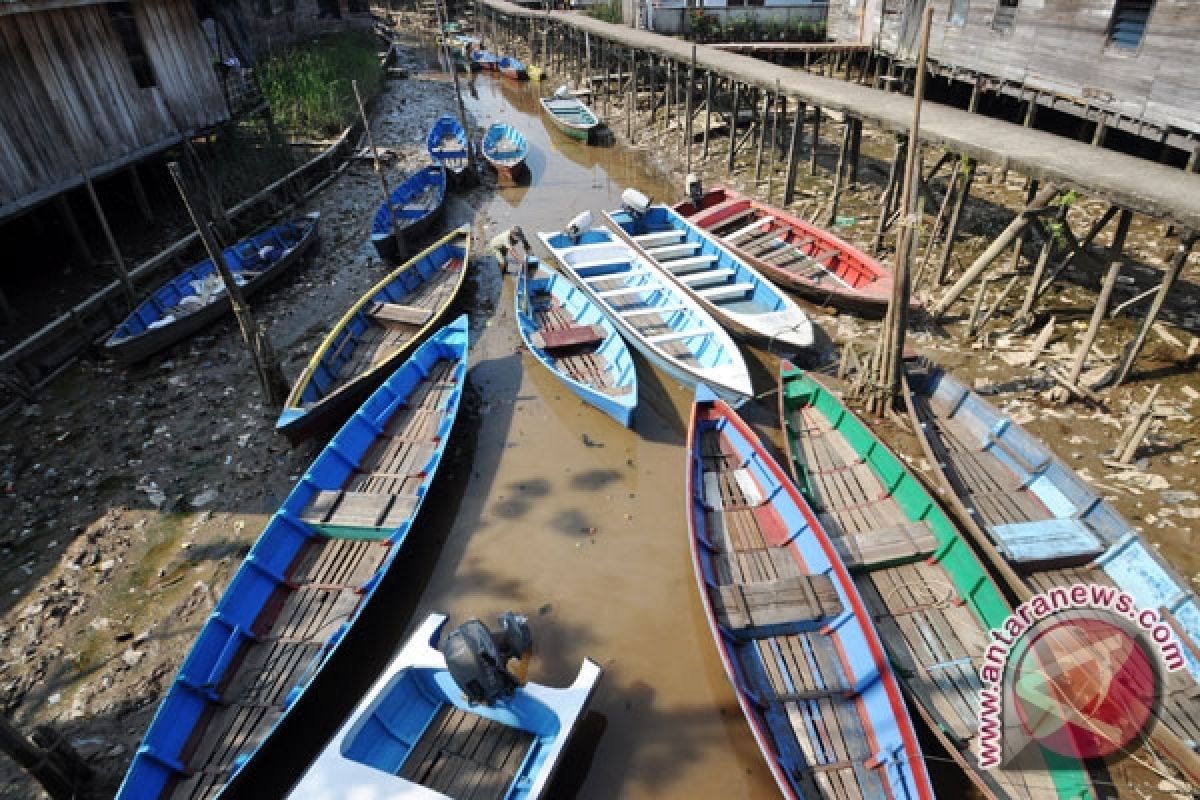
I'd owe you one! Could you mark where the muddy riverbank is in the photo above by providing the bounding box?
[0,26,1196,800]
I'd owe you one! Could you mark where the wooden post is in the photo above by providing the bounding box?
[352,79,405,258]
[933,156,975,284]
[916,156,959,275]
[1115,384,1161,464]
[1065,208,1131,387]
[726,82,741,176]
[783,99,805,206]
[168,162,289,405]
[848,117,862,184]
[825,119,853,224]
[77,168,135,306]
[872,136,905,256]
[627,48,636,143]
[754,91,771,184]
[685,46,696,175]
[809,106,821,175]
[54,195,95,268]
[873,6,933,414]
[1007,178,1038,272]
[1014,201,1067,325]
[1110,231,1197,387]
[766,89,782,201]
[127,164,154,222]
[702,70,714,159]
[931,182,1061,317]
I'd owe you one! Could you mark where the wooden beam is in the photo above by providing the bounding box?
[783,99,805,206]
[1065,208,1131,387]
[809,105,822,176]
[933,157,975,284]
[872,136,905,256]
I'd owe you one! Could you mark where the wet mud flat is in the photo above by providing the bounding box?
[0,31,1196,800]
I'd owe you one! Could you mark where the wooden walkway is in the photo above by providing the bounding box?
[398,705,534,799]
[787,404,1069,799]
[698,430,885,800]
[911,390,1200,749]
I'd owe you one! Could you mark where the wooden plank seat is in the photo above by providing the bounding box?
[368,302,434,326]
[987,518,1104,571]
[722,217,771,243]
[714,572,843,635]
[633,229,685,245]
[701,205,756,231]
[832,521,939,572]
[530,323,605,351]
[301,490,419,529]
[399,705,535,799]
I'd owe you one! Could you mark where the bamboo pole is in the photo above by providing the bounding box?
[702,71,714,159]
[766,90,782,201]
[685,46,696,175]
[1065,208,1132,387]
[783,99,805,206]
[167,162,289,406]
[352,79,405,258]
[825,118,853,224]
[809,105,821,176]
[754,90,771,184]
[726,82,741,176]
[872,5,933,414]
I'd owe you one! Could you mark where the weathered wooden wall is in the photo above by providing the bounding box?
[0,0,229,220]
[826,0,1200,135]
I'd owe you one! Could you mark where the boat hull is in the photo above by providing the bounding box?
[118,318,469,800]
[105,214,320,363]
[285,613,602,799]
[480,122,529,186]
[539,96,599,142]
[277,227,471,442]
[369,165,447,263]
[427,115,472,185]
[516,261,637,427]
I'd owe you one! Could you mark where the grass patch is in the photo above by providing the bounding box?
[586,0,622,24]
[258,30,383,137]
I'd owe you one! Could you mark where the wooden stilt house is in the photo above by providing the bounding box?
[0,0,232,223]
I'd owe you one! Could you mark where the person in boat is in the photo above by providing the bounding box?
[489,227,532,274]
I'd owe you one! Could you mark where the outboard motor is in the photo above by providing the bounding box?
[685,173,703,211]
[565,210,593,245]
[441,612,533,706]
[553,84,571,100]
[621,187,652,234]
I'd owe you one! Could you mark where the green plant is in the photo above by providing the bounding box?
[258,30,382,137]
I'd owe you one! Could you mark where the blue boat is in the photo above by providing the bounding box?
[480,121,529,182]
[426,115,471,185]
[118,316,470,800]
[537,221,753,406]
[369,164,447,263]
[688,385,935,800]
[283,613,602,799]
[104,214,320,363]
[469,48,499,70]
[277,227,470,442]
[906,358,1200,781]
[516,257,637,427]
[605,190,813,351]
[497,55,527,80]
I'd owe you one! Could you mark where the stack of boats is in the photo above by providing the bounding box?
[103,57,1200,795]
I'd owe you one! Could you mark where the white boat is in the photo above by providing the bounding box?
[537,217,753,406]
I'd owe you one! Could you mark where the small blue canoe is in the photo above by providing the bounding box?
[906,358,1200,776]
[688,385,935,800]
[469,48,499,70]
[278,227,470,442]
[426,115,471,185]
[480,121,529,182]
[369,164,447,263]
[537,224,753,406]
[117,316,469,800]
[516,257,637,427]
[497,55,527,80]
[284,613,602,799]
[104,214,320,363]
[606,195,814,351]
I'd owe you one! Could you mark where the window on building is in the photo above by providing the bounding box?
[1108,0,1154,51]
[991,0,1017,32]
[106,2,157,88]
[948,0,969,25]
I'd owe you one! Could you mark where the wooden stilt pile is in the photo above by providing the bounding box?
[1112,384,1161,465]
[352,79,405,259]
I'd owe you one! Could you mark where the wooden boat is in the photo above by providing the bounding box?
[905,358,1200,779]
[676,186,911,315]
[497,55,527,80]
[516,257,637,427]
[284,613,602,799]
[606,194,814,351]
[687,385,935,800]
[469,48,499,70]
[118,317,470,800]
[105,214,320,363]
[480,121,529,183]
[369,164,446,263]
[277,227,470,442]
[779,364,1098,800]
[539,91,599,142]
[445,34,478,57]
[427,115,471,185]
[538,224,752,406]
